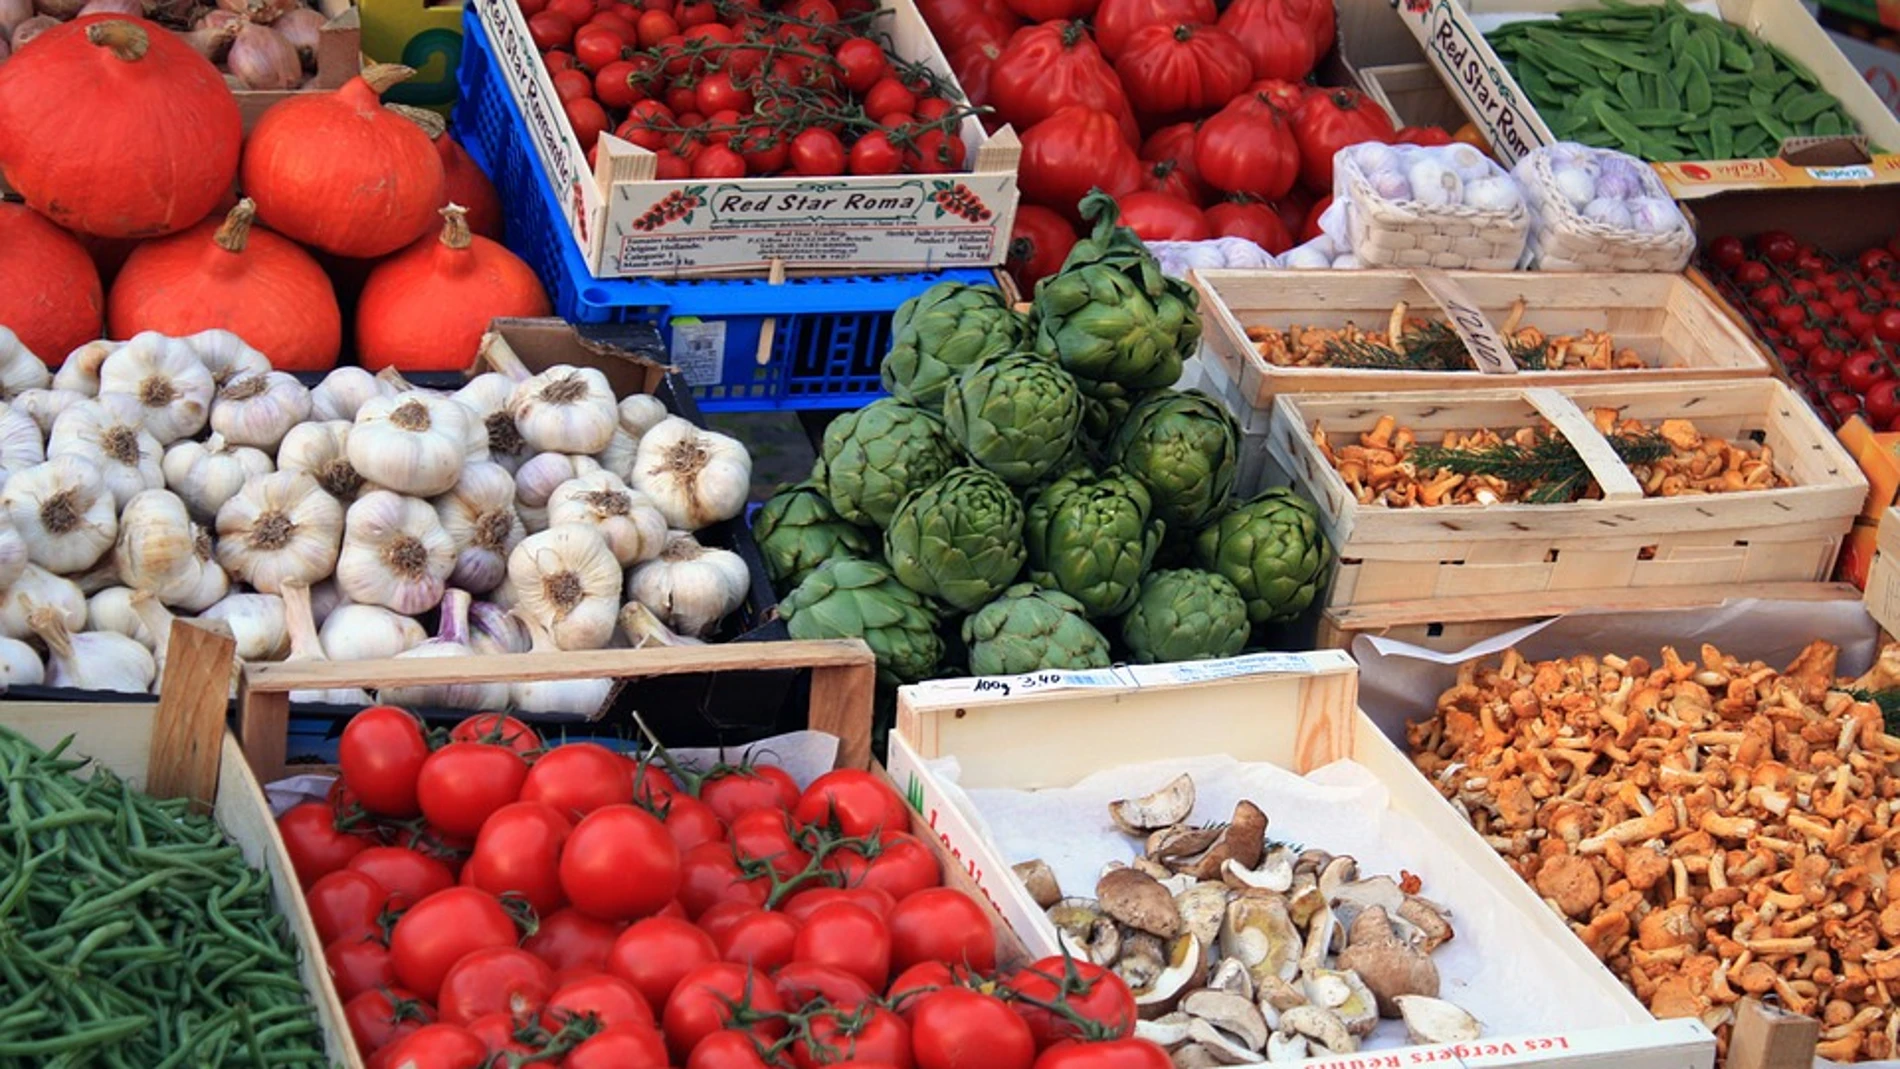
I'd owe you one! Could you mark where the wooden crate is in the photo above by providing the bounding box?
[234,0,363,133]
[1269,378,1868,608]
[1195,269,1773,417]
[1863,507,1900,636]
[883,652,1717,1069]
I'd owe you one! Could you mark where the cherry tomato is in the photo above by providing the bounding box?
[338,706,430,819]
[595,59,647,110]
[1868,379,1900,426]
[526,907,625,973]
[834,36,891,94]
[848,132,903,175]
[543,973,657,1032]
[1004,957,1136,1048]
[714,908,803,971]
[566,97,612,150]
[694,145,749,177]
[343,987,433,1061]
[575,24,630,68]
[348,847,455,909]
[734,123,789,175]
[662,963,788,1061]
[794,771,909,837]
[617,101,677,151]
[1758,230,1800,263]
[529,10,577,49]
[789,127,847,175]
[910,988,1034,1069]
[888,888,995,973]
[450,714,542,756]
[695,72,754,115]
[306,870,389,945]
[389,887,520,1001]
[654,151,693,179]
[699,765,800,824]
[793,1005,912,1068]
[278,802,370,887]
[771,961,876,1011]
[1842,351,1891,394]
[1033,1038,1174,1069]
[637,8,680,45]
[862,77,918,119]
[607,915,720,1010]
[552,67,595,104]
[791,902,891,991]
[1829,391,1863,420]
[561,805,682,921]
[325,935,396,1002]
[1707,235,1746,271]
[1734,260,1771,286]
[417,742,530,839]
[1877,309,1900,344]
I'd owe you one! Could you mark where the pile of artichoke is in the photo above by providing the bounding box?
[766,195,1332,683]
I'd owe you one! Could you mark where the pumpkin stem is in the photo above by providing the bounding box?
[86,20,150,61]
[388,103,447,139]
[214,198,258,254]
[438,204,473,251]
[360,63,417,95]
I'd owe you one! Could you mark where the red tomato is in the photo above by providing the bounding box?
[860,77,918,121]
[1292,87,1397,191]
[834,36,891,94]
[1114,23,1252,119]
[794,770,912,839]
[1758,230,1800,264]
[465,1011,536,1060]
[1392,124,1454,146]
[988,21,1138,144]
[338,706,430,819]
[547,0,591,22]
[654,151,692,179]
[677,842,770,917]
[1205,199,1292,253]
[552,67,595,103]
[343,987,434,1060]
[772,961,876,1011]
[1842,351,1890,394]
[1003,204,1076,294]
[566,97,612,150]
[574,24,629,68]
[525,908,625,973]
[951,41,1002,109]
[790,902,891,991]
[1032,1039,1174,1069]
[715,908,803,971]
[348,847,455,908]
[417,743,530,839]
[1018,107,1142,222]
[685,1030,783,1069]
[656,793,726,853]
[561,805,682,921]
[662,963,788,1061]
[542,48,579,72]
[529,10,577,48]
[306,870,389,945]
[916,0,1020,54]
[1115,190,1210,241]
[909,988,1035,1069]
[1877,308,1900,344]
[325,935,395,1002]
[520,744,633,821]
[698,765,801,824]
[1869,379,1900,426]
[790,128,848,175]
[464,800,572,918]
[694,72,754,115]
[849,132,904,175]
[782,886,897,923]
[1195,91,1298,199]
[562,1024,671,1069]
[1091,0,1213,58]
[1299,193,1330,242]
[1004,958,1136,1048]
[1220,0,1330,80]
[735,123,789,174]
[695,145,749,177]
[543,974,657,1032]
[909,128,968,174]
[389,887,520,1001]
[616,101,677,152]
[888,889,995,973]
[793,1006,913,1068]
[279,802,370,887]
[637,8,679,45]
[436,947,555,1026]
[727,808,811,879]
[608,915,720,1009]
[887,961,958,1018]
[696,900,762,941]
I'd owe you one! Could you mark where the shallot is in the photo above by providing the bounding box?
[227,21,300,90]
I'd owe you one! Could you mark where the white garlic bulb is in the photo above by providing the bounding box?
[278,421,365,503]
[510,365,617,454]
[210,371,312,449]
[89,586,155,651]
[514,453,601,533]
[215,472,344,594]
[97,332,214,443]
[53,340,118,396]
[620,394,669,440]
[434,462,524,594]
[163,434,275,522]
[594,427,641,482]
[321,602,427,661]
[28,599,154,693]
[380,588,511,710]
[115,489,205,599]
[0,401,44,477]
[198,592,289,661]
[507,523,621,651]
[630,417,751,531]
[161,528,230,613]
[469,600,531,655]
[11,389,86,438]
[620,600,705,649]
[455,373,515,417]
[0,327,51,398]
[0,509,26,591]
[548,471,667,567]
[336,490,456,614]
[310,366,389,422]
[280,579,372,706]
[625,530,750,638]
[180,330,271,387]
[48,395,164,510]
[0,565,83,642]
[511,611,612,718]
[309,578,342,627]
[2,456,118,574]
[0,635,44,689]
[349,392,469,497]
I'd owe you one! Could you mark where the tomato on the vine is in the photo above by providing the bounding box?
[662,963,789,1061]
[338,706,429,819]
[551,67,595,103]
[416,742,530,839]
[772,961,877,1011]
[832,36,890,94]
[306,869,389,945]
[888,888,996,973]
[519,744,632,821]
[607,915,720,1009]
[525,908,625,973]
[1877,308,1900,344]
[1033,1038,1175,1069]
[790,901,891,991]
[683,1030,782,1069]
[389,887,521,1001]
[343,987,434,1060]
[326,935,396,1002]
[693,144,748,178]
[792,1005,913,1068]
[437,947,555,1026]
[699,764,801,824]
[910,988,1036,1069]
[1004,957,1136,1048]
[279,802,370,887]
[1868,379,1900,425]
[528,10,577,49]
[574,25,629,69]
[794,769,912,838]
[542,973,658,1032]
[713,908,803,971]
[561,1024,671,1069]
[349,846,455,908]
[789,127,848,175]
[849,131,904,175]
[561,804,682,921]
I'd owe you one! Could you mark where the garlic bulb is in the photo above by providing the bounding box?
[163,528,230,613]
[434,462,524,594]
[620,600,705,648]
[514,453,600,533]
[127,591,176,678]
[116,489,212,602]
[281,580,371,706]
[97,333,214,443]
[0,327,51,398]
[620,394,669,440]
[510,366,617,454]
[0,509,25,591]
[349,392,469,497]
[469,600,530,655]
[180,329,272,386]
[311,366,388,422]
[595,427,641,482]
[89,586,155,650]
[11,389,85,438]
[629,417,751,530]
[0,636,44,689]
[164,434,275,522]
[454,373,515,418]
[0,402,43,477]
[53,340,118,396]
[215,471,344,593]
[625,530,749,638]
[278,420,365,502]
[210,371,312,449]
[321,602,427,661]
[48,395,164,509]
[199,593,289,661]
[28,600,153,693]
[337,491,456,614]
[548,471,667,567]
[3,456,118,574]
[455,376,532,473]
[511,612,612,718]
[309,578,341,626]
[507,523,621,651]
[0,565,82,641]
[380,588,511,710]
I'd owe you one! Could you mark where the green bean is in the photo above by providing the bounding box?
[0,1015,150,1055]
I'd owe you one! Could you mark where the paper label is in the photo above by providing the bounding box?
[1407,0,1549,165]
[1412,269,1518,374]
[474,0,598,260]
[668,319,727,387]
[909,668,1130,700]
[907,651,1356,702]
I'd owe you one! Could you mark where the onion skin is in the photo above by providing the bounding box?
[226,20,298,88]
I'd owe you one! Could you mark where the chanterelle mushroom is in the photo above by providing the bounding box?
[1111,774,1196,835]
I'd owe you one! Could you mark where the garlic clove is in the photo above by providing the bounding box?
[514,453,599,533]
[468,599,530,655]
[163,433,276,523]
[629,417,752,531]
[624,530,749,639]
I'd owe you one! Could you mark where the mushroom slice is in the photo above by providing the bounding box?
[1395,995,1482,1044]
[1336,907,1440,1017]
[1173,1045,1222,1069]
[1177,882,1230,948]
[1303,969,1378,1036]
[1287,871,1326,927]
[1111,774,1196,835]
[1050,898,1121,966]
[1221,894,1302,987]
[1293,849,1333,876]
[1133,856,1177,882]
[1328,876,1404,930]
[1149,823,1225,865]
[1187,1019,1267,1065]
[1266,1032,1310,1063]
[1397,896,1455,951]
[1209,957,1255,1000]
[1015,860,1062,909]
[1134,934,1206,1019]
[1187,801,1268,880]
[1256,976,1307,1013]
[1298,904,1338,977]
[1317,855,1359,900]
[1184,990,1269,1051]
[1100,868,1184,938]
[1137,1012,1194,1050]
[1159,872,1199,896]
[1224,848,1294,893]
[1118,932,1168,993]
[1281,1005,1358,1054]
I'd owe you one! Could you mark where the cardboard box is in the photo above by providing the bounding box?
[235,0,362,131]
[360,0,467,114]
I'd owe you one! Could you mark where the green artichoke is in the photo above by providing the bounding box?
[1031,192,1200,395]
[1194,488,1333,624]
[752,481,873,596]
[881,282,1027,408]
[1119,569,1250,664]
[1110,391,1238,531]
[962,583,1112,676]
[883,467,1027,612]
[782,559,945,685]
[1025,467,1163,618]
[817,399,963,529]
[941,352,1084,487]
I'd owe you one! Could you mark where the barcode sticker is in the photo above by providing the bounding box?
[670,319,727,387]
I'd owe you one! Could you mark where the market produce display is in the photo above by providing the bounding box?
[0,725,329,1065]
[0,0,342,89]
[1248,300,1646,372]
[291,704,1178,1067]
[764,199,1332,679]
[1407,641,1900,1061]
[1700,229,1900,430]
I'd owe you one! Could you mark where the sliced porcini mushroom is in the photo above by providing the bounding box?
[1149,823,1225,865]
[1100,868,1183,938]
[1118,932,1168,993]
[1177,882,1230,948]
[1328,875,1404,930]
[1184,990,1270,1051]
[1293,849,1333,876]
[1256,975,1307,1012]
[1395,995,1482,1045]
[1158,872,1198,896]
[1281,1005,1358,1054]
[1172,1045,1222,1069]
[1187,801,1268,880]
[1015,860,1062,909]
[1317,855,1359,899]
[1224,849,1294,893]
[1050,898,1122,966]
[1133,856,1176,882]
[1287,871,1326,927]
[1209,957,1254,1000]
[1187,1019,1267,1065]
[1303,969,1378,1036]
[1134,934,1206,1018]
[1137,1012,1194,1049]
[1221,894,1301,987]
[1266,1032,1310,1062]
[1297,904,1338,978]
[1111,773,1196,835]
[1397,896,1455,951]
[1336,907,1440,1017]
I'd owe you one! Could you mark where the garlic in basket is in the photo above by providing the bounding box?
[337,490,456,614]
[547,470,667,567]
[435,461,525,594]
[28,599,154,693]
[11,389,85,438]
[470,599,531,655]
[278,421,365,502]
[2,456,119,574]
[511,611,612,718]
[0,402,43,478]
[281,579,371,706]
[199,592,289,661]
[349,392,469,497]
[48,395,163,509]
[0,326,51,397]
[0,565,83,642]
[179,329,272,386]
[630,417,751,531]
[625,530,749,639]
[163,434,275,522]
[381,588,511,710]
[97,333,214,443]
[595,394,670,480]
[53,340,117,396]
[210,371,312,450]
[508,523,621,651]
[510,365,617,454]
[321,602,427,662]
[214,471,344,593]
[310,366,389,423]
[514,453,601,533]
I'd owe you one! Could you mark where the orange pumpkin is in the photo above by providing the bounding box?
[108,198,342,371]
[356,205,551,372]
[392,103,505,242]
[0,204,104,365]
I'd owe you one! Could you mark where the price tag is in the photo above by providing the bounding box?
[1412,268,1518,375]
[1122,650,1355,687]
[908,668,1134,701]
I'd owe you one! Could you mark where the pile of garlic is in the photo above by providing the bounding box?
[0,325,757,716]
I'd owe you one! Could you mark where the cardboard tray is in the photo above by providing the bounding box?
[234,0,363,133]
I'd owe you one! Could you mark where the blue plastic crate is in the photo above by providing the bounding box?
[451,9,995,412]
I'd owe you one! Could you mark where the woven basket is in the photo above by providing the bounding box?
[1516,148,1695,273]
[1336,146,1530,272]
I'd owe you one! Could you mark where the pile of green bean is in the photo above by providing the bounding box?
[0,727,330,1068]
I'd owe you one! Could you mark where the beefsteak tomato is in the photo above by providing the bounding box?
[1020,107,1142,223]
[1292,87,1395,191]
[1116,191,1211,241]
[988,22,1139,145]
[1091,0,1214,58]
[1219,0,1322,81]
[1206,198,1292,252]
[1005,205,1078,293]
[1194,92,1299,199]
[1113,24,1254,121]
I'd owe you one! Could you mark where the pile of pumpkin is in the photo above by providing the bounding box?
[0,15,547,375]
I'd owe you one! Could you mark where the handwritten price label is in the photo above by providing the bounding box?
[1412,269,1517,375]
